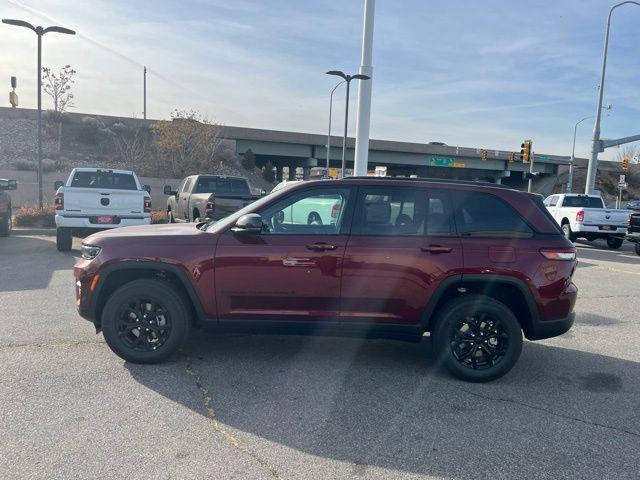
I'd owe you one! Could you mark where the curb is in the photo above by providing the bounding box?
[12,227,56,237]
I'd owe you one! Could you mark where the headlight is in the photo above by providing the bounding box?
[81,244,102,260]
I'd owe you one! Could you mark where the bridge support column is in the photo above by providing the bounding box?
[302,167,310,180]
[288,163,297,180]
[276,164,283,182]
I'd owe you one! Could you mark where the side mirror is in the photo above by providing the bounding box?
[143,184,151,194]
[231,213,263,234]
[54,180,64,191]
[163,185,176,196]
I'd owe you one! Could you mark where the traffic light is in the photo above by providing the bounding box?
[520,140,532,163]
[622,156,629,171]
[508,152,515,162]
[480,149,488,161]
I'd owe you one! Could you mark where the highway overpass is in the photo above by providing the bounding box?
[222,125,574,186]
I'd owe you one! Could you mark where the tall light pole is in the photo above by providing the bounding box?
[353,0,376,177]
[326,71,370,178]
[568,106,611,193]
[143,66,147,120]
[586,1,640,195]
[2,19,75,208]
[326,80,345,174]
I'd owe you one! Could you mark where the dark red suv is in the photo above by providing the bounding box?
[74,178,577,382]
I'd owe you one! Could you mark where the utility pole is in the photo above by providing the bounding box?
[353,0,376,177]
[143,66,147,120]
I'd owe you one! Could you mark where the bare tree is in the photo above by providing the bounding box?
[112,123,149,170]
[615,144,638,164]
[42,65,76,153]
[42,65,76,113]
[152,109,223,177]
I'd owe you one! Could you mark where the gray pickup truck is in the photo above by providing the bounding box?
[164,175,254,222]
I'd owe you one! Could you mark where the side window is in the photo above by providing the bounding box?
[259,188,350,235]
[176,178,186,193]
[181,178,193,194]
[454,191,533,238]
[549,195,559,207]
[352,188,425,236]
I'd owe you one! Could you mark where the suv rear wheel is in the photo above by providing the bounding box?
[0,213,11,237]
[101,279,191,363]
[432,295,523,382]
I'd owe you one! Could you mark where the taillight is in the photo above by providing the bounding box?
[54,192,64,210]
[575,210,584,223]
[144,197,151,213]
[540,248,576,261]
[331,203,340,218]
[628,214,633,228]
[205,194,215,218]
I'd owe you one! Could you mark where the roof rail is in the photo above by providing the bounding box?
[342,176,513,189]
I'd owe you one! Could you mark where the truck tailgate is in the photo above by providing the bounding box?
[583,208,629,227]
[214,196,252,218]
[63,188,145,216]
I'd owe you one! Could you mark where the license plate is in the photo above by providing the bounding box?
[97,216,114,224]
[600,225,613,230]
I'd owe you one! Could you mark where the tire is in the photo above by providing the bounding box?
[635,243,640,256]
[0,213,10,237]
[562,223,577,243]
[56,227,72,251]
[167,210,175,223]
[307,211,323,225]
[606,236,623,249]
[431,295,523,382]
[101,279,192,364]
[192,210,201,223]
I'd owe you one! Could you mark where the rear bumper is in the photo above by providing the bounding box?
[56,214,150,229]
[626,232,640,243]
[574,224,626,237]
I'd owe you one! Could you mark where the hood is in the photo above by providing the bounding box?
[85,222,212,245]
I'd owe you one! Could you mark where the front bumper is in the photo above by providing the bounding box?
[74,259,101,326]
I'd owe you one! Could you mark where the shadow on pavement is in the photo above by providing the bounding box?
[0,235,78,292]
[575,240,640,265]
[125,331,640,479]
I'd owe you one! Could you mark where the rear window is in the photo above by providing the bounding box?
[195,177,250,197]
[455,191,533,238]
[70,171,137,190]
[562,196,604,208]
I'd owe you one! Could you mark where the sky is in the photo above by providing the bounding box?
[2,0,640,160]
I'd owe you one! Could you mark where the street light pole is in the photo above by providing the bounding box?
[326,80,344,174]
[326,71,370,178]
[586,1,640,195]
[2,19,75,208]
[569,116,593,193]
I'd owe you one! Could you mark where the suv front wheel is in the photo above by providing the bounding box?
[432,295,523,382]
[101,279,191,363]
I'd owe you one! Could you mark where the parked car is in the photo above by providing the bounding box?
[54,168,151,251]
[626,212,640,256]
[625,200,640,212]
[74,177,578,382]
[164,175,254,222]
[0,178,17,237]
[543,193,630,248]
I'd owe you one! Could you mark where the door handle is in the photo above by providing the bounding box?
[420,245,453,254]
[306,243,337,251]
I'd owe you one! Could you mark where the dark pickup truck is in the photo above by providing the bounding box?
[164,175,254,222]
[626,212,640,256]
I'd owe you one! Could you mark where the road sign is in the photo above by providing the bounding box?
[619,174,626,183]
[619,182,628,189]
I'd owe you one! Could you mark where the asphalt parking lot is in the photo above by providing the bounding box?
[1,234,639,480]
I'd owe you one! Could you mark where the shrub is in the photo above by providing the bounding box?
[262,161,276,182]
[78,116,102,144]
[12,158,57,172]
[13,204,56,228]
[241,148,256,170]
[150,210,168,224]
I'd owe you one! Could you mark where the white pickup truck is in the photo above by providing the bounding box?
[544,193,629,249]
[54,168,151,251]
